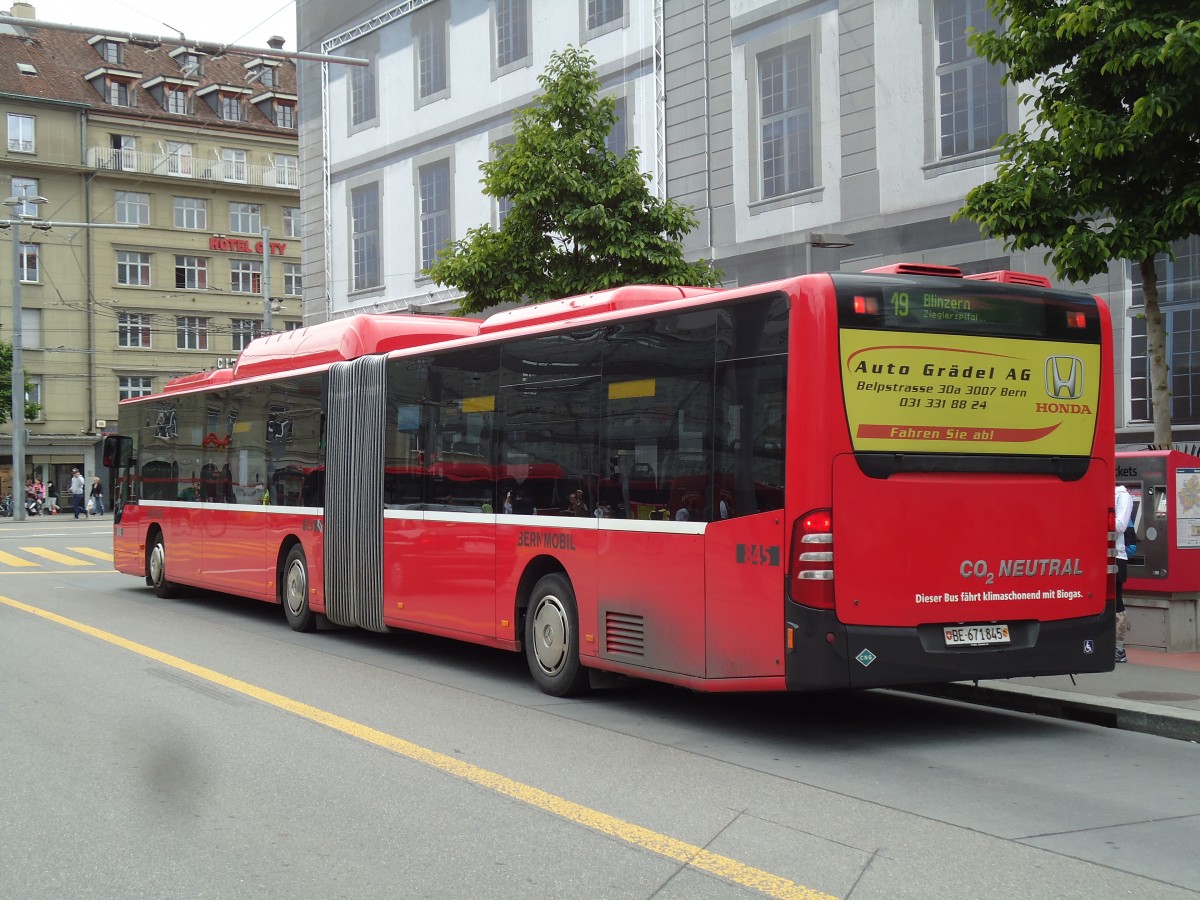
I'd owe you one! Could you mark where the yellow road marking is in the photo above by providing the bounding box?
[21,547,94,566]
[68,547,115,561]
[0,595,835,900]
[0,550,39,567]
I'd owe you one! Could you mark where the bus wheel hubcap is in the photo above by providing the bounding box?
[150,544,164,583]
[532,596,568,675]
[285,560,306,616]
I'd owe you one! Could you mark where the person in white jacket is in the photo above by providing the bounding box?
[1114,484,1133,663]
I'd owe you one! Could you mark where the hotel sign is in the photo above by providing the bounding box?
[209,237,288,255]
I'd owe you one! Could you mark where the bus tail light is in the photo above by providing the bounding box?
[1107,506,1117,602]
[790,509,834,610]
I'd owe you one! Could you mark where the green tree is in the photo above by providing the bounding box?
[426,46,721,315]
[956,2,1200,447]
[0,340,40,424]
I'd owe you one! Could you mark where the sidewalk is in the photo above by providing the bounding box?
[907,647,1200,742]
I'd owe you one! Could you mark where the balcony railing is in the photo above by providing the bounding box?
[86,147,299,189]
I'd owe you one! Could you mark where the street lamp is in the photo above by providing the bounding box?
[3,193,48,522]
[804,231,855,275]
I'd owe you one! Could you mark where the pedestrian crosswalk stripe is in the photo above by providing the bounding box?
[0,550,39,567]
[68,547,114,561]
[21,547,95,566]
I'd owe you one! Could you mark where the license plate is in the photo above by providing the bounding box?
[944,624,1010,646]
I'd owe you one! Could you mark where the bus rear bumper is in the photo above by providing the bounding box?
[785,603,1117,691]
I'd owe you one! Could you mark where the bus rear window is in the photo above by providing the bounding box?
[832,274,1101,342]
[833,275,1103,473]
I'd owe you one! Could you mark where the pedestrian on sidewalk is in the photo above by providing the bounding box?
[1115,484,1133,663]
[70,468,87,519]
[89,476,105,516]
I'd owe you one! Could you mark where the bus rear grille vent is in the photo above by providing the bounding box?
[605,612,645,656]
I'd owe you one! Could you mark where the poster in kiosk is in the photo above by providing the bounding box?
[1115,449,1200,590]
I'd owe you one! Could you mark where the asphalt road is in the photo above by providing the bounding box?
[1,520,1198,899]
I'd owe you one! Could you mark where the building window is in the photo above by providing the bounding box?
[494,0,529,71]
[416,12,448,101]
[275,102,295,128]
[175,255,208,290]
[351,183,381,291]
[606,95,628,158]
[283,206,301,238]
[221,148,247,182]
[177,52,203,77]
[176,316,209,350]
[219,94,246,122]
[24,376,41,421]
[230,202,261,234]
[275,154,298,188]
[585,0,623,31]
[231,318,263,351]
[419,159,451,272]
[350,50,378,127]
[167,141,192,176]
[21,308,41,348]
[7,113,34,152]
[110,133,136,170]
[173,197,207,230]
[117,250,151,286]
[1130,236,1200,424]
[118,313,152,348]
[252,65,275,88]
[97,39,124,64]
[758,41,813,200]
[231,259,262,293]
[284,262,302,296]
[107,78,134,107]
[119,375,154,400]
[18,244,38,282]
[934,0,1006,158]
[491,137,515,226]
[165,86,192,115]
[115,191,150,225]
[10,177,39,217]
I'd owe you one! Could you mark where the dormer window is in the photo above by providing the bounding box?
[220,94,246,121]
[168,46,206,78]
[88,35,129,65]
[108,78,133,106]
[197,84,253,122]
[143,75,198,116]
[86,66,142,108]
[243,57,281,89]
[250,90,298,129]
[165,85,192,115]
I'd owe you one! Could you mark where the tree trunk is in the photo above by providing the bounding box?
[1141,256,1172,448]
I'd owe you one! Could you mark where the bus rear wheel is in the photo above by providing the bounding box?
[281,544,316,632]
[147,531,177,599]
[524,573,589,697]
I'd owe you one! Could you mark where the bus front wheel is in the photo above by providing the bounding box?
[147,531,177,599]
[281,544,316,632]
[524,573,589,697]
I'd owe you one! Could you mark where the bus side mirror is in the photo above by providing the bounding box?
[103,435,133,468]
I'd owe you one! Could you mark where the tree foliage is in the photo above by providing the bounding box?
[0,340,41,424]
[956,1,1200,446]
[426,46,721,315]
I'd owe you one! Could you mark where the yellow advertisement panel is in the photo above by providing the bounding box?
[840,330,1100,455]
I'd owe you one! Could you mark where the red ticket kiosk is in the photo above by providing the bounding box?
[1116,450,1200,650]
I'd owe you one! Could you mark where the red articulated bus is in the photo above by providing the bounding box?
[104,265,1117,695]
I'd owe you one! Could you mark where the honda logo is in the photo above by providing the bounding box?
[1045,356,1085,400]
